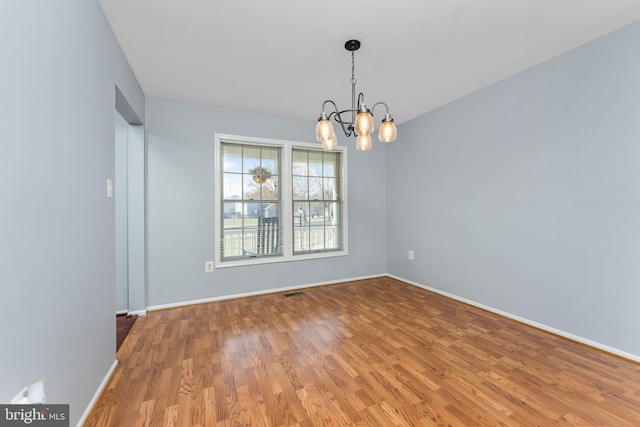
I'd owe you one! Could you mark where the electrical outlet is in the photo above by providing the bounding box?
[205,261,214,272]
[408,250,414,261]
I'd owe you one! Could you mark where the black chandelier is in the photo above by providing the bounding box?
[315,39,397,151]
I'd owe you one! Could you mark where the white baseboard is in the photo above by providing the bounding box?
[76,359,118,427]
[117,309,147,316]
[127,309,147,316]
[146,273,386,311]
[388,274,640,363]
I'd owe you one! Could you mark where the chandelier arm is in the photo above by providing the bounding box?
[371,101,390,117]
[322,100,355,137]
[333,112,355,137]
[321,100,339,114]
[335,108,358,119]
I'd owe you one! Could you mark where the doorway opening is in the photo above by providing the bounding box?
[114,86,146,351]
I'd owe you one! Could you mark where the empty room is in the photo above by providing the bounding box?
[2,1,640,426]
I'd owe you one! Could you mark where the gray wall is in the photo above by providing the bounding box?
[387,21,640,357]
[0,1,144,424]
[146,98,387,307]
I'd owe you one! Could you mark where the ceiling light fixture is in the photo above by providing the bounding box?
[315,40,397,151]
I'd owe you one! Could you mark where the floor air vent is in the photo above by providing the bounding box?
[283,291,304,297]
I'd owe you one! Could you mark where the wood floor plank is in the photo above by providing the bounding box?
[84,277,640,426]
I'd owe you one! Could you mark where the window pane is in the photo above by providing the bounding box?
[243,146,261,173]
[293,150,308,175]
[324,201,341,250]
[292,176,308,200]
[310,202,324,222]
[323,177,337,200]
[222,144,242,173]
[261,147,279,173]
[293,201,309,252]
[293,202,308,226]
[222,173,242,199]
[308,151,323,177]
[240,203,254,220]
[310,201,325,250]
[323,152,338,177]
[243,174,259,200]
[325,201,340,225]
[242,213,259,255]
[260,176,279,201]
[223,203,244,258]
[223,202,241,222]
[309,177,323,200]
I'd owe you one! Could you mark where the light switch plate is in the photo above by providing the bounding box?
[106,179,114,199]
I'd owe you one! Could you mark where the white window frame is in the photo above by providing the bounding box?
[214,134,348,268]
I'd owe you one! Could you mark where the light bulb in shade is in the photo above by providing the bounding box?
[356,133,372,151]
[321,132,338,150]
[378,114,397,142]
[354,105,374,135]
[315,113,335,142]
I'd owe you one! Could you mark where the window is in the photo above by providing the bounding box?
[292,149,343,254]
[214,134,347,267]
[219,142,282,260]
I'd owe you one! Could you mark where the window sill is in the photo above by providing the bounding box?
[215,249,348,269]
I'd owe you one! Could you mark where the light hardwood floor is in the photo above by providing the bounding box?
[85,277,640,426]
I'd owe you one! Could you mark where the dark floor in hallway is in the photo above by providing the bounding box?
[116,314,137,351]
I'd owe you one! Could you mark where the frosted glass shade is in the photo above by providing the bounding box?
[321,133,338,150]
[378,115,397,142]
[356,133,372,151]
[354,109,374,135]
[315,117,335,142]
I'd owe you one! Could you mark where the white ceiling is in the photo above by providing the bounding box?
[99,0,640,125]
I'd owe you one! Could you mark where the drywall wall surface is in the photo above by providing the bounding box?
[0,1,144,424]
[387,20,640,357]
[146,98,388,306]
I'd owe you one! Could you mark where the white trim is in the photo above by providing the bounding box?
[213,133,348,269]
[147,273,385,311]
[77,359,118,427]
[215,250,348,268]
[117,309,146,316]
[127,309,147,316]
[388,274,640,363]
